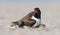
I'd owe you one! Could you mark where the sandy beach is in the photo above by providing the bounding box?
[0,3,60,35]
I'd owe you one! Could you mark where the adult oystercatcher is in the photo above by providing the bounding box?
[10,7,41,29]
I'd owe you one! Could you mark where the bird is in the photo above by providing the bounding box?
[10,7,41,29]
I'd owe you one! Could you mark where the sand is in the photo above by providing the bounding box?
[0,3,60,35]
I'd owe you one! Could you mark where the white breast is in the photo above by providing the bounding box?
[31,16,41,27]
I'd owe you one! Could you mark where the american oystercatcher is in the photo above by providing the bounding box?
[10,7,41,29]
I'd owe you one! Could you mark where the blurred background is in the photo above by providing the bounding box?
[0,0,60,35]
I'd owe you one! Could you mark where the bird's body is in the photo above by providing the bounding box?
[10,7,41,29]
[31,16,41,28]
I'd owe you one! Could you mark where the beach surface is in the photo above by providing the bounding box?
[0,3,60,35]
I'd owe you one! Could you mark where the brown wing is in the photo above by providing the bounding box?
[22,12,34,19]
[11,12,35,27]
